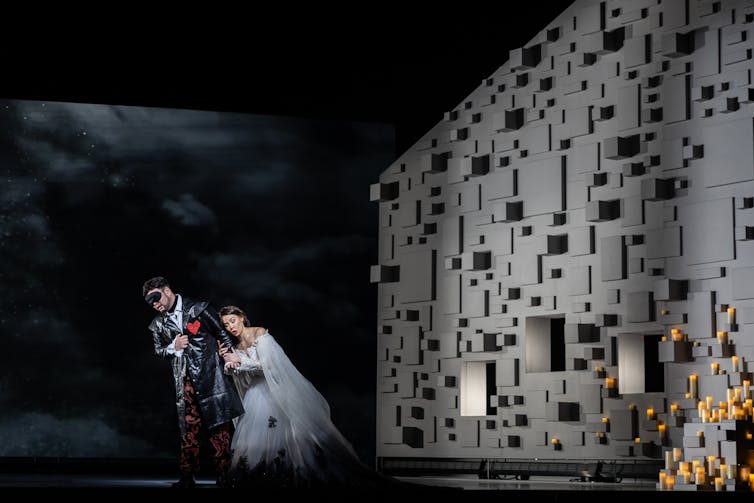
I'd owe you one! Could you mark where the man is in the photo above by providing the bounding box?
[143,276,244,488]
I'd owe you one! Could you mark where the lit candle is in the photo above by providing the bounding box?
[605,377,616,389]
[671,328,683,341]
[673,447,682,462]
[602,417,609,423]
[711,362,720,375]
[661,309,669,315]
[665,450,674,470]
[727,464,737,480]
[659,423,667,443]
[728,307,736,325]
[744,380,750,398]
[708,455,717,476]
[707,395,714,411]
[717,331,728,345]
[670,403,679,416]
[736,407,745,420]
[647,407,655,420]
[715,476,723,491]
[689,375,698,398]
[666,474,675,490]
[696,468,706,486]
[732,356,740,372]
[743,466,752,482]
[659,471,667,489]
[661,335,667,342]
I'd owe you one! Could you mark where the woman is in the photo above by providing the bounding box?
[218,305,386,488]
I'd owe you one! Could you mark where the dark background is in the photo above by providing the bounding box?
[0,2,575,469]
[3,3,575,157]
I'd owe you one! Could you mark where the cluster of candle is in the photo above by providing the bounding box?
[661,453,744,491]
[697,396,754,423]
[646,404,668,442]
[695,391,754,422]
[707,356,745,375]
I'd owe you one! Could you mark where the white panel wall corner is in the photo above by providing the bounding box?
[371,0,754,485]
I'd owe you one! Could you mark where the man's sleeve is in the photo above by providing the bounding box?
[203,305,235,349]
[152,329,178,358]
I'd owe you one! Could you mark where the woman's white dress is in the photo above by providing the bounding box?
[227,331,370,486]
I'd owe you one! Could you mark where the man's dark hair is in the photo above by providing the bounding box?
[142,276,170,297]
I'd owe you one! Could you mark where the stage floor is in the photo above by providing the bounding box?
[397,473,658,491]
[0,472,736,500]
[0,472,659,490]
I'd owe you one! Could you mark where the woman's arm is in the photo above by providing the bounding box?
[224,349,263,375]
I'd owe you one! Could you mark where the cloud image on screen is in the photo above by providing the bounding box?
[0,100,394,464]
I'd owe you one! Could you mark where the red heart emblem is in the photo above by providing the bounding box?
[187,320,201,335]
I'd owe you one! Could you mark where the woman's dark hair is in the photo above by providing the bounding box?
[219,305,251,327]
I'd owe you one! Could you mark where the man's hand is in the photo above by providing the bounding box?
[175,334,189,350]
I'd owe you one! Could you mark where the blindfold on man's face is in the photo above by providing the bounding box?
[145,291,162,305]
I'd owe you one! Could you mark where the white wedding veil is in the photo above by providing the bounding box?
[256,332,362,479]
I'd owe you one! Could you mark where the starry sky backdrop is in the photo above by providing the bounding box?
[0,99,393,465]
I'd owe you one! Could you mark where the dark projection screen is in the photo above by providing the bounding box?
[0,99,394,466]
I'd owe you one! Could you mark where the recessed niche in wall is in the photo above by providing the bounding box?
[618,333,665,394]
[486,362,497,415]
[643,334,664,392]
[525,316,566,373]
[461,360,497,416]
